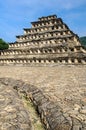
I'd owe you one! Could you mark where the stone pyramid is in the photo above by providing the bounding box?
[0,14,86,65]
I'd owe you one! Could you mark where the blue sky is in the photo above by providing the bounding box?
[0,0,86,42]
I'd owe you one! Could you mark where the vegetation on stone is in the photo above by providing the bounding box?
[0,38,9,50]
[0,78,45,130]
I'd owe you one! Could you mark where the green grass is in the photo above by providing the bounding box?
[22,95,45,130]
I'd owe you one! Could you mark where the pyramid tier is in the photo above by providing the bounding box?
[23,24,69,35]
[0,45,86,65]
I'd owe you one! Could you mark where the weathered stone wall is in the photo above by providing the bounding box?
[0,79,32,130]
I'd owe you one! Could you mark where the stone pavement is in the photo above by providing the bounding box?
[0,65,86,129]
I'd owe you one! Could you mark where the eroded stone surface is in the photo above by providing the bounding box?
[0,76,86,130]
[0,81,32,130]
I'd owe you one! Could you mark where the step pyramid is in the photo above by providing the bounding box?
[0,14,86,65]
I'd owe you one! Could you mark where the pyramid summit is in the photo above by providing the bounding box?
[0,14,86,65]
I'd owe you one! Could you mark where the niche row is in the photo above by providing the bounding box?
[16,31,73,42]
[9,36,78,48]
[31,18,63,28]
[1,46,85,56]
[0,58,86,65]
[9,39,67,48]
[24,24,68,35]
